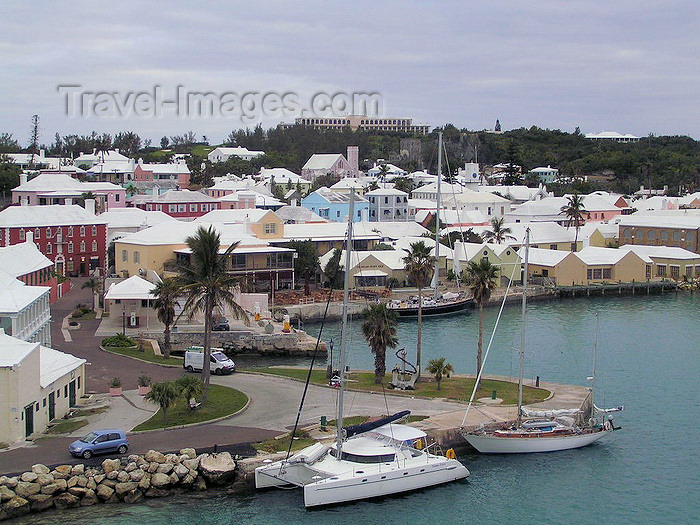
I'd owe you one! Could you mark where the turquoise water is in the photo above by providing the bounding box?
[18,294,700,523]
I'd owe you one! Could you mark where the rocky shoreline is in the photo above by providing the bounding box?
[0,448,257,521]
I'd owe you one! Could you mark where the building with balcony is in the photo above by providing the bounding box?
[365,187,410,221]
[301,187,369,223]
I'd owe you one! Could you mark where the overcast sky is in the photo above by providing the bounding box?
[2,1,698,146]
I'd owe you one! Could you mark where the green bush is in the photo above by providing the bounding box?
[102,333,137,348]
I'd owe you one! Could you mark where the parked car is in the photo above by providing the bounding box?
[212,317,230,331]
[184,349,235,375]
[69,429,129,459]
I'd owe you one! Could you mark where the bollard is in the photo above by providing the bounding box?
[491,390,497,400]
[536,376,540,387]
[320,416,327,431]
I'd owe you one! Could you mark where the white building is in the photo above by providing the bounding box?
[0,331,85,444]
[365,188,410,222]
[0,268,52,346]
[207,147,265,163]
[584,131,641,142]
[528,166,559,183]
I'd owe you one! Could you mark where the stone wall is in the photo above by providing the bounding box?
[170,329,326,356]
[0,448,241,521]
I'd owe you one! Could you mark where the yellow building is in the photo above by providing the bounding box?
[453,242,522,286]
[618,245,700,280]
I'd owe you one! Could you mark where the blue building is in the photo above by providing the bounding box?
[301,187,369,223]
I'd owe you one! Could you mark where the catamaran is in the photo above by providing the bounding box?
[255,190,469,506]
[461,228,623,454]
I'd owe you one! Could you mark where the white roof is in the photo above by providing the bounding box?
[13,172,84,192]
[260,168,308,183]
[526,247,573,267]
[304,187,368,204]
[469,222,576,246]
[367,221,429,240]
[210,147,264,157]
[0,270,49,314]
[0,330,39,367]
[100,208,177,229]
[87,161,135,174]
[0,205,106,227]
[331,178,367,190]
[75,150,130,163]
[0,240,53,277]
[576,246,650,265]
[372,423,426,441]
[365,187,408,197]
[116,221,259,248]
[208,178,267,192]
[137,162,190,174]
[217,192,285,207]
[40,346,85,388]
[104,276,155,301]
[196,209,273,224]
[585,131,640,140]
[302,154,344,170]
[274,206,327,223]
[149,189,216,203]
[281,222,380,242]
[617,214,700,229]
[617,244,700,260]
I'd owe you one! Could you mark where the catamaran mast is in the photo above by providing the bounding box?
[516,228,530,427]
[336,189,355,458]
[590,312,599,423]
[433,131,442,300]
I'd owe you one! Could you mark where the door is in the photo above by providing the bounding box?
[94,434,111,452]
[69,380,76,407]
[48,392,55,421]
[24,404,34,437]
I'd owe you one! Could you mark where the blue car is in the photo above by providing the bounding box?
[69,429,129,459]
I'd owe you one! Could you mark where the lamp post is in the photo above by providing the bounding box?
[122,305,126,336]
[326,338,334,379]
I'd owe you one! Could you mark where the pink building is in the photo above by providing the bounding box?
[12,173,126,212]
[134,189,220,219]
[133,160,191,189]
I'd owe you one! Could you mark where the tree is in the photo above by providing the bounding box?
[28,115,39,168]
[361,302,399,384]
[560,194,587,251]
[81,277,101,311]
[483,217,515,244]
[152,278,180,358]
[160,136,170,149]
[177,226,249,401]
[0,133,21,153]
[378,163,390,182]
[323,247,343,289]
[402,241,436,381]
[145,381,179,423]
[426,357,454,391]
[113,131,141,156]
[464,259,498,386]
[288,240,319,295]
[503,141,522,186]
[0,158,21,194]
[176,375,204,405]
[495,119,501,132]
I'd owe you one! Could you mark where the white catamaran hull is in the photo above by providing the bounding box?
[464,429,610,454]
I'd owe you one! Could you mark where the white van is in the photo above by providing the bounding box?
[184,349,235,375]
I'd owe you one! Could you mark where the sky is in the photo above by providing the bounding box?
[1,1,698,147]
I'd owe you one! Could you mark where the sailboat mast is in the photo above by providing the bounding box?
[434,131,442,300]
[590,312,599,422]
[517,228,530,427]
[336,189,355,459]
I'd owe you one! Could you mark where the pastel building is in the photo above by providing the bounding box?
[133,189,220,219]
[301,150,355,181]
[301,187,369,223]
[365,187,410,222]
[133,160,191,189]
[207,147,264,163]
[0,269,51,346]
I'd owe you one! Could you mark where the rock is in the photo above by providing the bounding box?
[31,464,50,475]
[137,457,149,468]
[40,482,63,495]
[0,486,15,502]
[115,482,138,496]
[68,486,89,497]
[14,481,41,498]
[96,484,114,501]
[144,450,166,463]
[127,454,140,463]
[150,473,170,488]
[101,479,117,488]
[106,470,119,480]
[86,478,97,490]
[156,462,173,474]
[183,457,200,471]
[51,468,69,480]
[80,489,98,506]
[129,469,145,482]
[54,478,67,491]
[2,496,30,518]
[102,458,121,474]
[117,470,130,482]
[169,472,179,485]
[20,472,38,483]
[145,488,169,498]
[36,473,54,486]
[125,462,138,472]
[123,489,143,504]
[28,493,54,511]
[93,474,105,484]
[199,452,237,485]
[85,467,100,477]
[178,454,189,464]
[77,475,88,487]
[67,475,80,488]
[180,473,195,487]
[106,493,120,504]
[147,462,159,473]
[138,474,151,491]
[54,492,80,510]
[71,464,85,475]
[165,453,179,464]
[193,476,207,491]
[174,464,189,478]
[179,447,195,457]
[0,476,18,489]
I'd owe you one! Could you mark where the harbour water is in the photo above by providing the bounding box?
[16,293,700,524]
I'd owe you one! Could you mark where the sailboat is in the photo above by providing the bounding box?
[255,190,469,507]
[461,228,623,454]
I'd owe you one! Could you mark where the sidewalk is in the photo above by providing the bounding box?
[67,390,157,437]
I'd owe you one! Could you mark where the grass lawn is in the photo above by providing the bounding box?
[133,384,248,431]
[103,345,183,367]
[191,145,215,157]
[253,432,316,454]
[46,418,89,435]
[249,367,550,405]
[71,311,96,320]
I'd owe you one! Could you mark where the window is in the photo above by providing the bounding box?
[646,265,652,279]
[92,225,97,235]
[178,204,186,213]
[487,207,492,215]
[35,228,41,239]
[80,241,86,252]
[190,204,198,212]
[67,260,74,272]
[670,266,680,280]
[92,241,97,252]
[201,204,208,211]
[660,230,668,240]
[231,254,246,269]
[115,194,120,202]
[602,268,612,279]
[673,231,681,242]
[623,228,632,239]
[64,385,68,397]
[77,376,80,389]
[68,242,73,253]
[686,265,692,278]
[337,210,341,218]
[592,268,602,279]
[657,265,667,277]
[133,251,140,263]
[122,250,128,262]
[550,244,557,250]
[169,205,177,213]
[264,223,277,234]
[19,229,25,241]
[80,226,86,237]
[46,243,52,254]
[648,230,656,240]
[46,227,52,238]
[68,226,73,236]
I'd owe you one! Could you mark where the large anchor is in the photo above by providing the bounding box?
[390,348,418,390]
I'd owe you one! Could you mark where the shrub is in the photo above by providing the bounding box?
[102,333,137,347]
[110,377,122,388]
[138,375,152,387]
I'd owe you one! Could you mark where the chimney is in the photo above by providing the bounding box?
[84,198,96,215]
[64,197,73,205]
[20,173,28,185]
[347,146,359,178]
[25,231,33,244]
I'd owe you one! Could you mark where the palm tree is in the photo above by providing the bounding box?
[464,259,498,387]
[81,277,100,311]
[145,381,179,424]
[177,225,249,402]
[560,194,587,252]
[402,241,436,381]
[176,375,204,405]
[361,302,399,384]
[426,357,454,391]
[483,217,515,244]
[152,278,180,358]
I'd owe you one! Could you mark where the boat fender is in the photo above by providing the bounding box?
[414,438,423,450]
[445,448,456,459]
[604,420,613,431]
